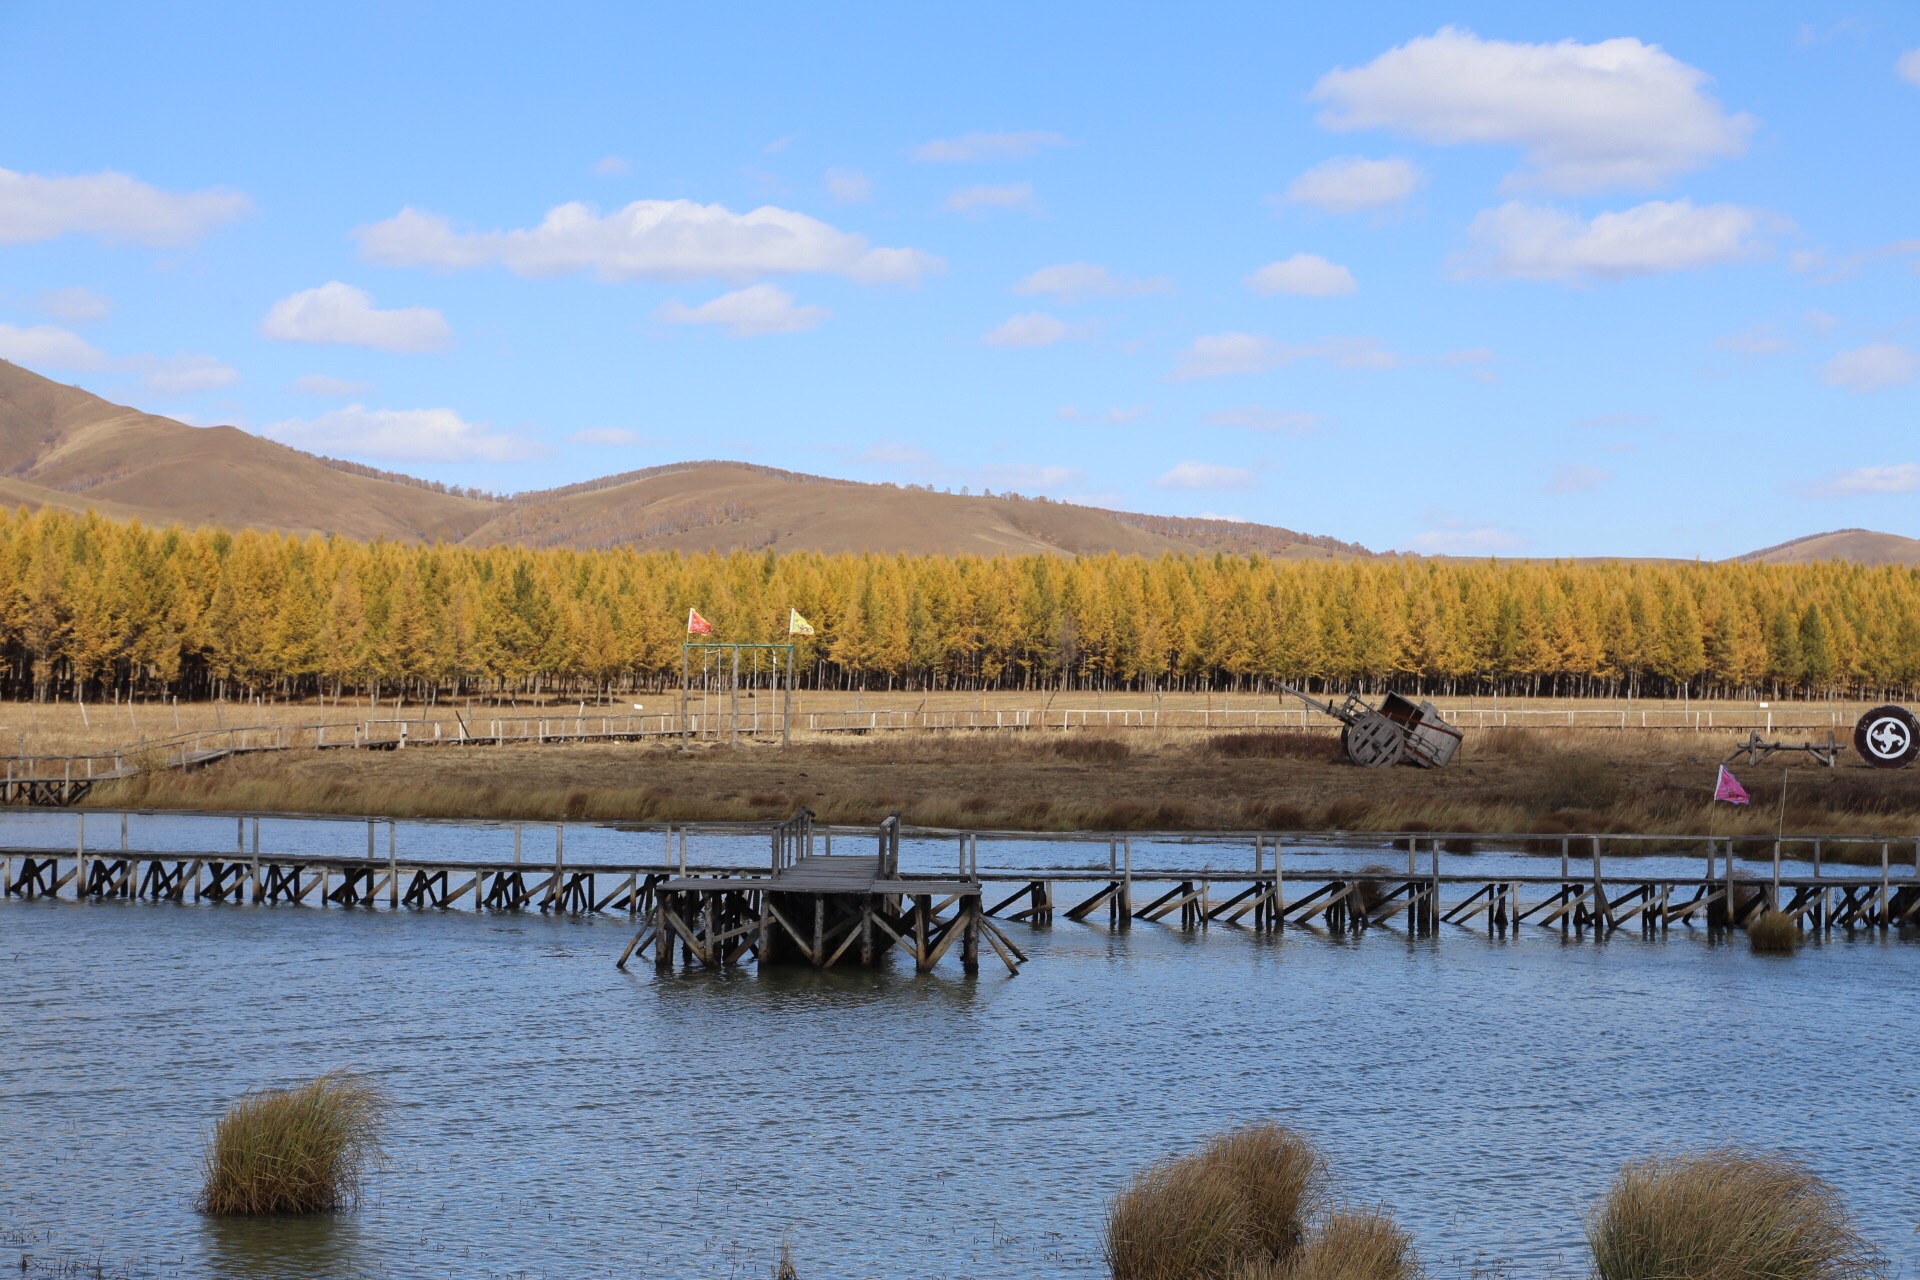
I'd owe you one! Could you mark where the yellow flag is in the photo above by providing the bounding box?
[788,608,815,636]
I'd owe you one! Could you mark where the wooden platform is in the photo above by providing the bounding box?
[2,810,1915,975]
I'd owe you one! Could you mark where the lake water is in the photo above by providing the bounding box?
[2,815,1917,1279]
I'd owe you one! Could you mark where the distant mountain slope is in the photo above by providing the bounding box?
[467,461,1369,559]
[0,359,495,540]
[1736,529,1920,567]
[0,361,1372,558]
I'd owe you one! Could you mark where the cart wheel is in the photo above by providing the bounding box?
[1344,713,1403,768]
[1852,705,1919,769]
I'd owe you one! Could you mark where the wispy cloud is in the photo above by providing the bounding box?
[1403,521,1527,555]
[357,199,940,285]
[982,312,1073,347]
[1279,156,1424,213]
[654,283,828,337]
[0,165,251,247]
[1204,406,1322,434]
[1454,199,1769,283]
[1804,464,1920,498]
[0,322,236,394]
[263,404,539,463]
[1820,343,1918,393]
[1156,461,1256,491]
[946,182,1038,215]
[911,130,1068,163]
[1172,332,1396,379]
[1548,464,1613,494]
[1014,262,1170,302]
[1245,253,1357,297]
[824,167,872,203]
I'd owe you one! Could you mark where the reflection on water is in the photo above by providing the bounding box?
[202,1213,364,1280]
[1,893,1915,1279]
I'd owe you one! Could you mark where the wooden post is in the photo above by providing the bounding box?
[75,812,85,901]
[1881,843,1891,932]
[679,645,689,750]
[781,646,791,750]
[1121,836,1133,926]
[1274,837,1284,931]
[389,822,399,908]
[729,647,740,749]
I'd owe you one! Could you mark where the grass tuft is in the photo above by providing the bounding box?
[1746,909,1800,954]
[1586,1147,1884,1280]
[1105,1122,1327,1280]
[1270,1208,1425,1280]
[197,1071,386,1216]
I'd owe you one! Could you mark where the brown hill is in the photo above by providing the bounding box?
[0,359,493,540]
[0,359,1368,558]
[464,462,1367,558]
[1736,529,1920,567]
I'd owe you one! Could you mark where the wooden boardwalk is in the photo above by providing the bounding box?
[2,810,1915,974]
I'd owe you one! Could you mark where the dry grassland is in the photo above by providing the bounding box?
[92,724,1920,843]
[4,690,1873,759]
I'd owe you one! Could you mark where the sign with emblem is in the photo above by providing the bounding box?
[1852,704,1920,769]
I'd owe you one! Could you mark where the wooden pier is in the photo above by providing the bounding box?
[2,811,1915,973]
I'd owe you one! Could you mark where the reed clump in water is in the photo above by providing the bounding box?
[196,1071,386,1216]
[1585,1147,1884,1280]
[1746,909,1800,954]
[1105,1122,1328,1280]
[1249,1208,1425,1280]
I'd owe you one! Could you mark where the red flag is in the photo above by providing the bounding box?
[1713,765,1749,806]
[686,608,712,635]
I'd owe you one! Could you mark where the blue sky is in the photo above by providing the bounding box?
[2,2,1917,557]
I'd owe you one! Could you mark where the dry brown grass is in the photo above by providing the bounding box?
[1746,910,1801,954]
[85,724,1920,840]
[1585,1148,1884,1280]
[197,1071,386,1216]
[1105,1123,1329,1280]
[1258,1209,1424,1280]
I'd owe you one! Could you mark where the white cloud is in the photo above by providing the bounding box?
[1246,253,1357,297]
[1803,309,1840,334]
[569,427,652,447]
[945,182,1038,214]
[763,135,796,155]
[1898,49,1920,87]
[1172,332,1396,379]
[910,131,1068,163]
[262,404,537,463]
[1820,343,1919,393]
[0,322,107,370]
[654,283,828,337]
[356,199,939,285]
[1403,523,1527,555]
[291,374,372,397]
[1311,28,1753,193]
[1156,461,1256,491]
[262,282,451,353]
[1548,464,1613,494]
[825,168,872,203]
[1013,262,1170,302]
[593,156,630,177]
[1806,464,1920,498]
[1205,406,1322,434]
[134,354,238,394]
[36,287,111,323]
[982,312,1072,347]
[1281,156,1424,213]
[0,324,234,393]
[1714,324,1788,356]
[1441,346,1496,366]
[1455,199,1766,283]
[0,166,251,246]
[976,463,1082,491]
[1059,404,1151,424]
[858,442,935,468]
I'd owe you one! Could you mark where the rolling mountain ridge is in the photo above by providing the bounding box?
[0,359,1909,565]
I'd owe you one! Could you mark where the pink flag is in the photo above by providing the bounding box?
[1714,765,1749,806]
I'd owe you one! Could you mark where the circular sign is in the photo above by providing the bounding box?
[1852,704,1920,769]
